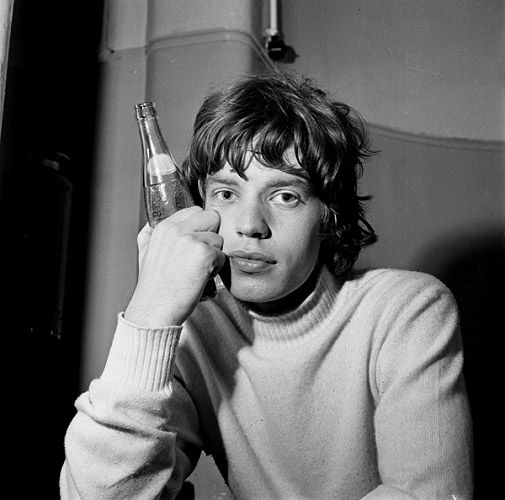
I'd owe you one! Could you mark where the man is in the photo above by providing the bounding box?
[61,72,473,499]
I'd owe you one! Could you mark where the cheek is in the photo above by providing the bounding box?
[282,222,322,264]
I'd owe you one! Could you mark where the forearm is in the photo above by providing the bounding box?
[61,315,201,499]
[60,382,185,499]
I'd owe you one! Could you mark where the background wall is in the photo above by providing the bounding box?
[281,0,504,142]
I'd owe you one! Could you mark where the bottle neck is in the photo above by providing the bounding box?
[139,117,170,159]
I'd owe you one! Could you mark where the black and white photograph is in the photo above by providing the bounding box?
[0,1,503,499]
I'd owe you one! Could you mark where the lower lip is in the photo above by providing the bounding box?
[230,257,274,273]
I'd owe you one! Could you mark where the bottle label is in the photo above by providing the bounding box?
[144,173,194,226]
[147,154,177,183]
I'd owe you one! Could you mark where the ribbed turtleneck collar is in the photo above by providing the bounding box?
[220,265,343,343]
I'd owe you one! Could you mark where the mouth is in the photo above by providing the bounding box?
[227,250,277,273]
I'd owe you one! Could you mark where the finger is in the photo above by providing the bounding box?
[191,232,224,250]
[182,209,220,233]
[198,209,221,232]
[177,208,220,232]
[157,207,220,233]
[210,250,227,277]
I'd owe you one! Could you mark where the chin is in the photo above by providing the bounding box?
[226,274,297,307]
[228,284,281,305]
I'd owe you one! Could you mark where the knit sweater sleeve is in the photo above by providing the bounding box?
[60,313,203,499]
[367,274,473,500]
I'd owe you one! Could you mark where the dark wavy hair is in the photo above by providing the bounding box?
[181,72,377,277]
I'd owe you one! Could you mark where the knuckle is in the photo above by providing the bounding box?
[210,233,224,249]
[179,233,195,246]
[198,242,213,258]
[153,217,172,232]
[196,242,215,262]
[184,206,203,220]
[157,216,184,235]
[137,223,152,241]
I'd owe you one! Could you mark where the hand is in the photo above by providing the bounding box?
[125,206,225,327]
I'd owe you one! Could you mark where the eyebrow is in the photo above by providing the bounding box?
[206,174,313,192]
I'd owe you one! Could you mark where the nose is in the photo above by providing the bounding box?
[235,198,271,239]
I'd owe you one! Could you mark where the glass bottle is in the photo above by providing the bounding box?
[135,101,217,301]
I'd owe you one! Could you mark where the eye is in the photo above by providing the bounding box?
[213,189,236,202]
[271,191,301,206]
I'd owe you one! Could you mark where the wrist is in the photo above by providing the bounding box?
[125,295,184,328]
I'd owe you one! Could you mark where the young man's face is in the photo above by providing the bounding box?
[203,150,323,313]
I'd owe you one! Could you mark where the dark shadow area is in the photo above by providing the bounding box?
[0,2,103,498]
[418,227,504,500]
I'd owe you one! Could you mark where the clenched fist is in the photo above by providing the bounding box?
[124,206,226,327]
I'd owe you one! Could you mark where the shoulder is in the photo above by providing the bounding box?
[345,268,457,313]
[340,268,460,358]
[354,270,462,362]
[350,267,451,293]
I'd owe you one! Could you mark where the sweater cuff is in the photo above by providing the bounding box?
[101,313,183,392]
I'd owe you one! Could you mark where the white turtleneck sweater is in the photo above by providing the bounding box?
[61,267,473,499]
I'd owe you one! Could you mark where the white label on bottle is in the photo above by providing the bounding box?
[147,154,177,175]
